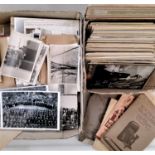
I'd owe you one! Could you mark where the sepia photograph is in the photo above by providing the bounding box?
[1,91,60,130]
[87,64,155,89]
[60,95,78,130]
[48,44,80,93]
[1,32,44,82]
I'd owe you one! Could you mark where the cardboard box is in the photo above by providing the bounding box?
[79,4,155,151]
[1,5,155,151]
[0,10,83,149]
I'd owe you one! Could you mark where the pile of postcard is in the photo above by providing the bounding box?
[0,17,81,131]
[86,22,155,90]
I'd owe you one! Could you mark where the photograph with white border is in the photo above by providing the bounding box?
[1,32,44,82]
[1,91,60,130]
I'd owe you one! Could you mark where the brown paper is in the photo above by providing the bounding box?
[41,35,78,45]
[0,130,21,150]
[0,37,16,88]
[93,138,109,151]
[96,94,135,139]
[38,59,47,85]
[96,98,117,139]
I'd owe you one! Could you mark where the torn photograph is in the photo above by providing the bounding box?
[1,91,60,130]
[48,44,80,93]
[1,32,44,82]
[87,64,155,89]
[60,95,78,130]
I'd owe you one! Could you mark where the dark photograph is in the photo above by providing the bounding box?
[2,91,60,130]
[60,95,78,130]
[61,107,78,130]
[87,64,155,89]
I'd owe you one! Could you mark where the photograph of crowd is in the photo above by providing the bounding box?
[60,95,78,130]
[2,91,59,130]
[61,107,78,130]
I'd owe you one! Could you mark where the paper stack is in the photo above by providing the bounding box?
[86,22,155,89]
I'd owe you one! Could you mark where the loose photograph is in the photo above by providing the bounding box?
[60,95,78,130]
[48,44,80,93]
[1,32,44,82]
[87,64,155,89]
[1,91,60,130]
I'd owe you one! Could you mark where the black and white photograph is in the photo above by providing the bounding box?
[1,32,44,82]
[0,85,48,92]
[29,45,49,84]
[87,64,155,89]
[1,91,60,130]
[48,44,80,93]
[25,28,42,39]
[60,95,78,130]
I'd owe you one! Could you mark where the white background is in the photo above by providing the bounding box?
[0,4,155,151]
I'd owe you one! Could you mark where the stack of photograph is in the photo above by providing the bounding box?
[86,22,155,90]
[0,15,81,132]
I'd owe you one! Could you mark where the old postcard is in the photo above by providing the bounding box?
[1,32,45,82]
[87,64,155,89]
[1,91,60,130]
[48,44,80,94]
